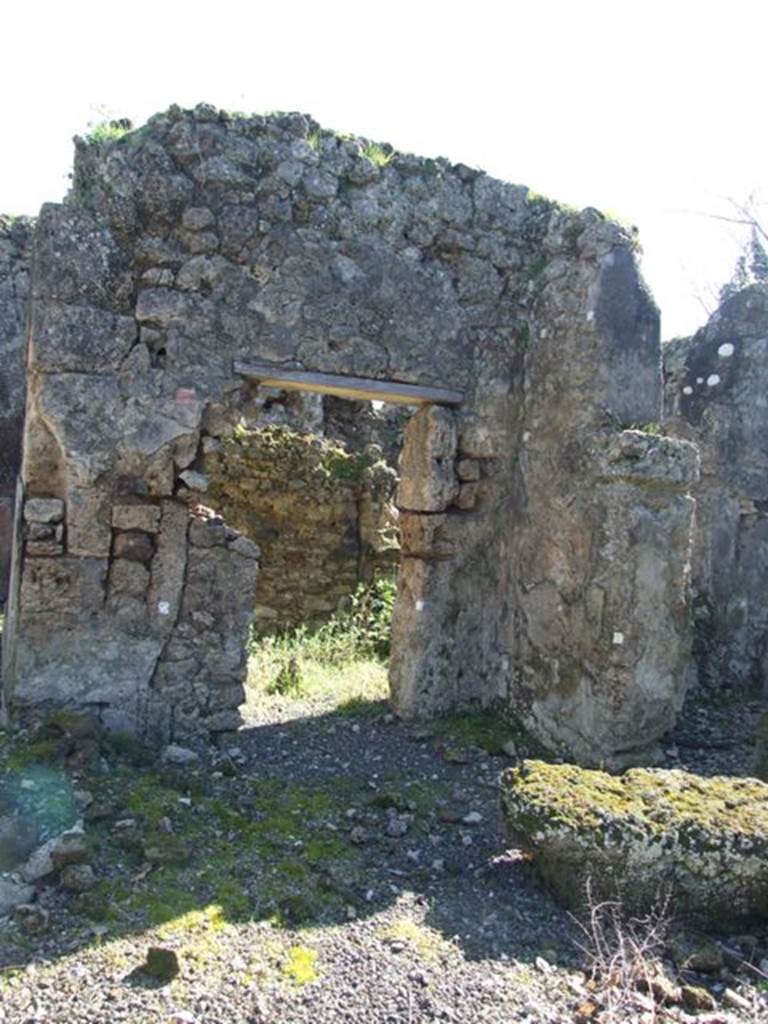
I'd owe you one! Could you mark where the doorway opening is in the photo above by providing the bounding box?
[198,380,413,723]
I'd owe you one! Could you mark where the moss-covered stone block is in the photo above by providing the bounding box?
[500,759,768,929]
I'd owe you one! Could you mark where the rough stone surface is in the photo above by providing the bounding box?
[501,758,768,929]
[664,284,768,698]
[2,106,698,759]
[0,814,40,870]
[0,216,31,605]
[0,876,35,916]
[396,406,459,512]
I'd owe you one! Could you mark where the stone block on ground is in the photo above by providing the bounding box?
[501,759,768,930]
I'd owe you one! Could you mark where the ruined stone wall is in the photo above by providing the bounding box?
[204,425,398,634]
[2,105,698,761]
[664,284,768,698]
[0,217,32,605]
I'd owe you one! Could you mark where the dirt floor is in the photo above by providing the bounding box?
[0,677,766,1024]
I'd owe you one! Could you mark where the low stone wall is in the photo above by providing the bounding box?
[664,284,768,697]
[204,425,398,634]
[0,216,32,605]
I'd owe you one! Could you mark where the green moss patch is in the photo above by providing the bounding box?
[501,760,768,929]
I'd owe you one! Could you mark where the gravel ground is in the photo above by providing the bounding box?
[0,682,767,1024]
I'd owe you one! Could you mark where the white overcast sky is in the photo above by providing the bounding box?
[2,0,765,338]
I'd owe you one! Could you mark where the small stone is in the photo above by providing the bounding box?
[187,232,218,255]
[645,967,681,1005]
[13,902,49,934]
[60,863,96,892]
[179,470,209,492]
[0,878,36,915]
[454,482,478,510]
[462,811,483,826]
[26,540,63,556]
[51,831,90,869]
[170,1011,197,1024]
[24,498,64,524]
[350,826,369,845]
[681,985,716,1012]
[111,504,161,533]
[73,790,94,810]
[456,458,481,481]
[161,744,201,766]
[385,813,410,838]
[21,835,60,881]
[722,988,751,1012]
[112,818,138,831]
[144,946,180,981]
[0,815,40,870]
[502,739,518,758]
[182,207,215,232]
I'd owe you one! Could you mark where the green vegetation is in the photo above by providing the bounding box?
[432,705,548,760]
[248,575,395,702]
[361,142,395,167]
[629,421,665,436]
[84,120,132,144]
[281,944,320,984]
[380,917,455,963]
[504,759,768,842]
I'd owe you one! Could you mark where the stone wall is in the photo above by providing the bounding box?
[0,217,32,605]
[2,105,698,761]
[664,284,768,698]
[204,424,398,634]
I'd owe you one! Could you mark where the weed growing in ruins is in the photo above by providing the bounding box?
[248,576,396,704]
[281,945,320,984]
[361,142,395,167]
[630,421,665,436]
[571,883,674,1019]
[84,120,132,144]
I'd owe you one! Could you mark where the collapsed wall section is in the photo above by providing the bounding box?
[0,217,31,605]
[664,284,768,698]
[2,105,699,761]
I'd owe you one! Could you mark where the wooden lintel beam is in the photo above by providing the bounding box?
[234,362,463,407]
